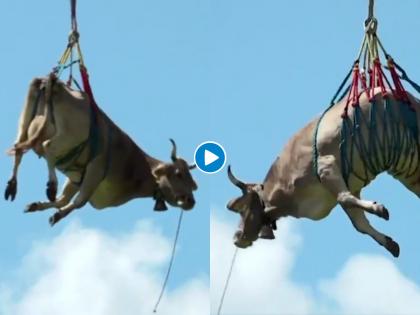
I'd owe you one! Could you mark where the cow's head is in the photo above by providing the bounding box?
[153,139,197,210]
[226,166,265,248]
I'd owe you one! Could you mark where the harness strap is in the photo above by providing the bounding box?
[393,61,420,95]
[314,0,420,185]
[335,97,419,187]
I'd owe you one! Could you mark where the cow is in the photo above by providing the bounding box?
[5,74,198,225]
[227,87,420,257]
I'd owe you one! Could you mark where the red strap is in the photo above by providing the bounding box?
[360,71,370,99]
[374,59,387,96]
[342,64,360,118]
[388,60,409,103]
[80,65,98,110]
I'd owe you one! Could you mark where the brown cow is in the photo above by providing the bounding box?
[5,74,198,225]
[227,88,420,257]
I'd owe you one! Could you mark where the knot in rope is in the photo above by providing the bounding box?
[365,18,378,35]
[67,30,80,47]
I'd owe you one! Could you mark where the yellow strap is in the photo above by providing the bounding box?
[59,46,72,66]
[76,42,85,67]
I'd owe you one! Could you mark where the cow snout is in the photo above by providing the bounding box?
[177,195,195,210]
[233,230,253,248]
[226,199,240,212]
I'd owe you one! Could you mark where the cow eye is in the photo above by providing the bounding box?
[175,169,182,178]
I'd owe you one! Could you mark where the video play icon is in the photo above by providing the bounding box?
[194,141,227,174]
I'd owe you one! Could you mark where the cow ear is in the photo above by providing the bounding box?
[152,164,167,179]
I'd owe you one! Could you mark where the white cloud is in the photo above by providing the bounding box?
[320,255,420,315]
[211,216,314,315]
[211,214,420,315]
[2,214,420,315]
[0,220,209,315]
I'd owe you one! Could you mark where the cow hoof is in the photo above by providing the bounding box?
[25,202,40,213]
[385,236,400,258]
[46,181,57,202]
[49,212,62,226]
[4,178,17,201]
[373,202,389,221]
[381,207,390,221]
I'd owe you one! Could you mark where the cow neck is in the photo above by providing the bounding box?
[143,154,165,197]
[144,154,163,172]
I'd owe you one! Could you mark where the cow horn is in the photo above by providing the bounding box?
[169,138,177,162]
[189,164,196,170]
[227,165,247,192]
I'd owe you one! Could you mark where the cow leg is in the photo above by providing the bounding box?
[317,155,389,220]
[4,150,23,201]
[25,179,79,212]
[49,156,105,226]
[45,158,58,202]
[343,206,399,257]
[41,134,69,202]
[5,79,44,201]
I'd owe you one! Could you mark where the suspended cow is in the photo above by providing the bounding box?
[5,74,197,225]
[227,87,420,257]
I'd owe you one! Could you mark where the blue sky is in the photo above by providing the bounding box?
[1,0,420,314]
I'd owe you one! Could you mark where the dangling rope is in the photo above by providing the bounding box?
[217,247,239,315]
[153,210,184,313]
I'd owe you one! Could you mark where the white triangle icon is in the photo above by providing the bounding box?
[204,150,219,166]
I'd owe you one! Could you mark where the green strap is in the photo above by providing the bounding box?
[313,65,354,180]
[54,102,101,184]
[55,139,89,170]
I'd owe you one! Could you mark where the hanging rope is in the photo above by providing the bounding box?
[365,0,375,26]
[55,0,85,85]
[71,0,78,32]
[153,210,184,313]
[217,247,239,315]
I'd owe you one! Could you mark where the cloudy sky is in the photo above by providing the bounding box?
[1,0,420,314]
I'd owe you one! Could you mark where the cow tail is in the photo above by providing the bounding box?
[13,73,56,153]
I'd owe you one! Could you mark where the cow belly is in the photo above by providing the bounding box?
[293,185,336,220]
[89,179,136,209]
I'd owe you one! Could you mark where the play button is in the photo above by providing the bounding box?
[194,141,226,174]
[205,150,219,166]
